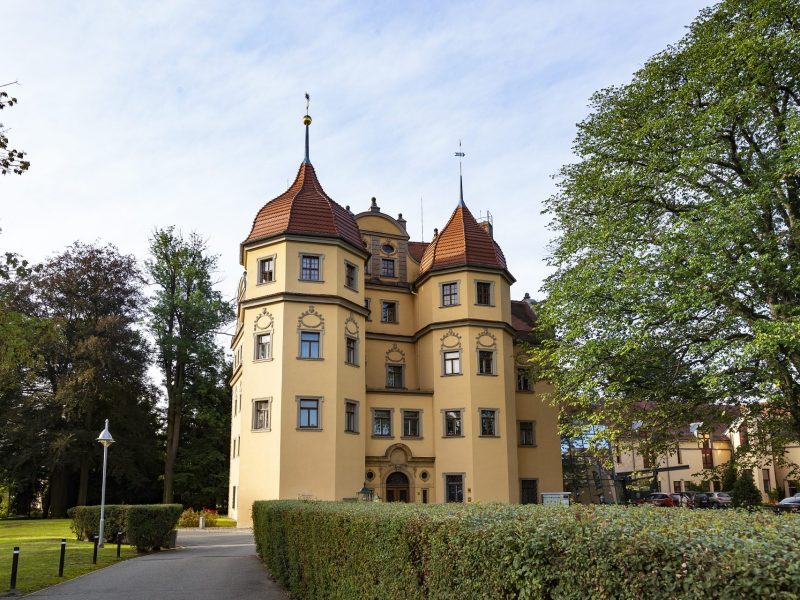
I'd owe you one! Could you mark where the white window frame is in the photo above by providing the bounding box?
[257,255,277,285]
[371,407,393,438]
[251,398,272,431]
[442,349,462,376]
[254,331,273,361]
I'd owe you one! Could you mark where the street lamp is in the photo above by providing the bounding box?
[96,419,114,548]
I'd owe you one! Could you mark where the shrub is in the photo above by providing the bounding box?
[731,471,764,509]
[178,507,220,527]
[126,504,183,551]
[67,505,128,542]
[253,500,800,599]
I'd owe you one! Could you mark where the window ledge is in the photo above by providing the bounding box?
[297,357,324,361]
[441,373,463,377]
[298,279,325,283]
[371,435,395,440]
[439,304,461,308]
[516,389,535,394]
[400,436,422,441]
[380,321,400,325]
[443,435,465,439]
[344,284,358,292]
[477,373,498,377]
[296,427,323,432]
[256,280,277,286]
[345,362,360,368]
[253,358,274,363]
[479,434,500,438]
[344,430,360,436]
[475,303,495,307]
[251,428,272,433]
[518,444,538,448]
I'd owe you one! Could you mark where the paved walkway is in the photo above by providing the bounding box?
[26,529,289,600]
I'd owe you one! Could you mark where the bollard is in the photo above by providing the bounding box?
[116,531,122,559]
[58,538,66,577]
[10,546,19,592]
[199,515,205,530]
[92,535,99,565]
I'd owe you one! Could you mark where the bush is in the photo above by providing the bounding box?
[731,471,764,509]
[126,504,183,551]
[68,504,182,551]
[67,505,128,542]
[253,500,800,599]
[178,507,220,527]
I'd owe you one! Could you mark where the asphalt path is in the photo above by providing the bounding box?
[26,529,289,600]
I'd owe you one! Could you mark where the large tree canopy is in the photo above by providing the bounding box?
[538,0,800,459]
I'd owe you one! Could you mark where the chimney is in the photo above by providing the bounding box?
[397,213,406,231]
[433,228,438,238]
[478,220,493,238]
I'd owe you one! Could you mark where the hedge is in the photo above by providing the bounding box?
[253,500,800,600]
[68,504,183,551]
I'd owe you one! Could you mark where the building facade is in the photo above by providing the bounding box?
[228,115,562,526]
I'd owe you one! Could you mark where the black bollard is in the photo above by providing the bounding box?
[58,538,66,577]
[92,535,99,565]
[116,531,122,559]
[10,546,19,592]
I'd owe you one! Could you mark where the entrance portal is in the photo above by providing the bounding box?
[385,471,410,503]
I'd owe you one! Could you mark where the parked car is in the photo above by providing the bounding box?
[669,493,684,507]
[644,493,676,507]
[707,492,732,508]
[685,491,710,509]
[774,496,800,514]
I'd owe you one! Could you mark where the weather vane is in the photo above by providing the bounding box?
[305,92,310,114]
[303,93,312,163]
[455,140,465,204]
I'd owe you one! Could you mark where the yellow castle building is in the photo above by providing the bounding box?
[228,112,563,527]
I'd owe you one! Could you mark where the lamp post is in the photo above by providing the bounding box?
[96,419,114,548]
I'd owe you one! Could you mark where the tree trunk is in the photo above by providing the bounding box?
[48,467,70,518]
[163,397,182,504]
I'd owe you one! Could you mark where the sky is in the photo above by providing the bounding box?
[1,1,713,326]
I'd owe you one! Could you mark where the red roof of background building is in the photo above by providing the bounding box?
[407,241,429,263]
[418,202,508,275]
[244,162,364,252]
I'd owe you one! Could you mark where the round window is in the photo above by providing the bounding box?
[381,243,395,254]
[420,471,429,481]
[366,470,375,481]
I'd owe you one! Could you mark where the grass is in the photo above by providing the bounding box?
[214,517,236,528]
[0,518,137,595]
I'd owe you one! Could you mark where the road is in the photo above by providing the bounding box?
[26,529,289,600]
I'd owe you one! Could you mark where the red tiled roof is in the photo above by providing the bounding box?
[244,162,364,252]
[418,202,507,275]
[407,241,428,263]
[511,300,537,332]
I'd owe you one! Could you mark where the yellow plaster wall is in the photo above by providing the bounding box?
[515,381,563,497]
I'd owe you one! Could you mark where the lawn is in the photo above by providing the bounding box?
[0,518,137,595]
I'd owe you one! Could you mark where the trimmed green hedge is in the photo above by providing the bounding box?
[68,504,182,551]
[253,500,800,599]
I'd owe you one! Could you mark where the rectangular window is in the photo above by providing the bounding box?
[232,486,236,509]
[441,282,459,306]
[443,350,461,375]
[232,437,236,458]
[516,368,532,391]
[380,258,396,277]
[381,301,398,323]
[373,409,392,437]
[258,257,275,283]
[345,262,357,289]
[364,298,371,320]
[480,409,497,436]
[252,399,270,430]
[476,281,493,305]
[345,401,358,433]
[298,398,320,429]
[445,474,464,503]
[673,481,682,493]
[478,350,494,375]
[700,435,713,469]
[444,410,462,437]
[518,421,535,446]
[615,445,621,464]
[300,255,320,281]
[642,453,652,470]
[421,489,428,504]
[762,468,771,493]
[403,410,420,438]
[520,479,538,504]
[299,331,321,358]
[255,332,272,360]
[386,364,404,389]
[345,336,358,365]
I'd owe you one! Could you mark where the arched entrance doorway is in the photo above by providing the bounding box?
[385,471,410,502]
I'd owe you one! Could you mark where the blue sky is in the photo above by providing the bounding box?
[1,1,712,324]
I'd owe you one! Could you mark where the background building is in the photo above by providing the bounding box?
[227,114,562,526]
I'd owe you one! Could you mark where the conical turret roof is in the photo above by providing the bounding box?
[244,162,364,252]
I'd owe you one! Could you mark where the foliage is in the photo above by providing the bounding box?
[254,500,800,600]
[721,461,738,492]
[731,471,764,509]
[0,519,136,595]
[126,504,182,552]
[536,0,800,459]
[146,227,234,504]
[67,505,128,542]
[178,507,219,527]
[0,84,30,175]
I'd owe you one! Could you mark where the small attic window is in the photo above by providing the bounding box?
[381,242,395,254]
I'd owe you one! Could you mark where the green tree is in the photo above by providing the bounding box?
[537,0,800,457]
[721,461,738,492]
[146,227,233,504]
[731,470,763,508]
[0,83,30,175]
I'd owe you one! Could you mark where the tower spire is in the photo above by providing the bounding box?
[303,93,312,164]
[455,140,465,205]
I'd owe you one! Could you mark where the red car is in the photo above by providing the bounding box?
[644,493,676,507]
